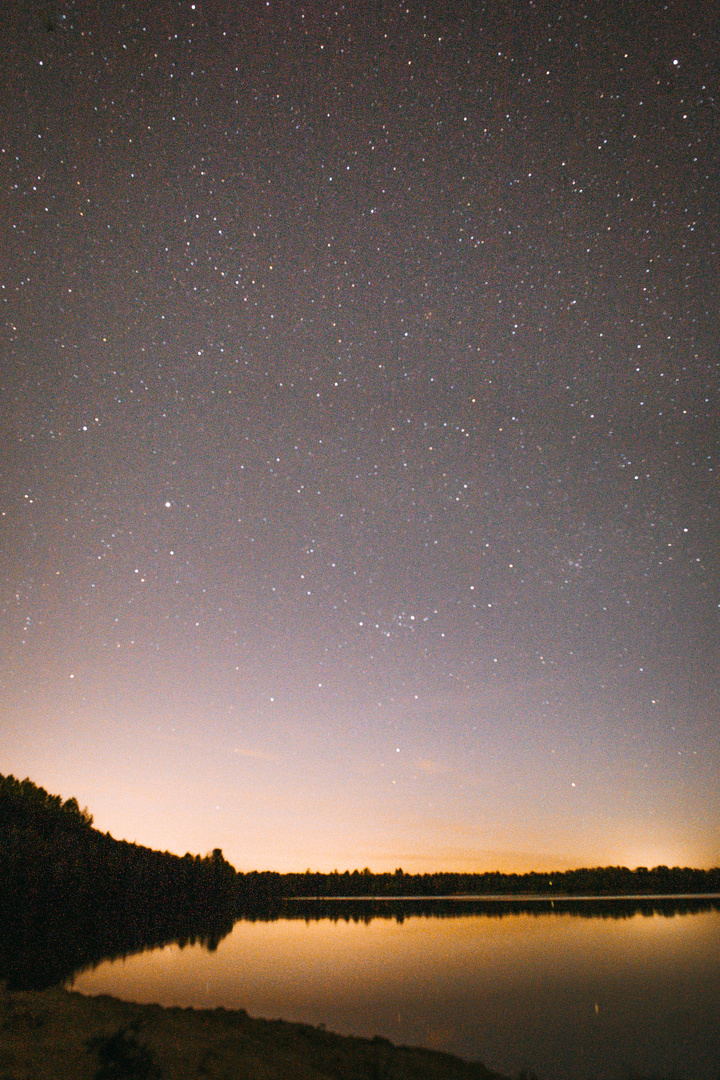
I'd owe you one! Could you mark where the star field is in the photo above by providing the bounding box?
[1,0,718,872]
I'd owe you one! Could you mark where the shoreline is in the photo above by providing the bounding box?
[0,983,510,1079]
[286,891,720,901]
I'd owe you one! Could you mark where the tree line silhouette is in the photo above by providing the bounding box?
[261,863,720,899]
[0,774,237,924]
[0,774,238,988]
[2,772,718,987]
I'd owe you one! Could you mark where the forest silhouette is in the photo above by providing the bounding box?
[2,772,719,989]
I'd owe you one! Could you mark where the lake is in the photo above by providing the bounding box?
[68,898,720,1080]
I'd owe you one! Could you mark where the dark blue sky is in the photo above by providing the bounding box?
[1,0,718,871]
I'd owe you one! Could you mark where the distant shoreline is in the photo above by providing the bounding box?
[287,891,720,901]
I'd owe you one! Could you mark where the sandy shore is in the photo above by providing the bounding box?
[0,984,509,1079]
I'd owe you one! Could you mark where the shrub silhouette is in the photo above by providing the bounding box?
[86,1023,161,1079]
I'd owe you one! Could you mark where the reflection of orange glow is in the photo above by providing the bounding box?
[69,908,720,1075]
[71,907,720,1014]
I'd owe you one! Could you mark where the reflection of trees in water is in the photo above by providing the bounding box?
[10,895,717,994]
[0,904,238,991]
[248,895,720,926]
[3,774,719,990]
[0,774,240,990]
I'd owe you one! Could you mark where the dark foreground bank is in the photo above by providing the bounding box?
[0,984,510,1080]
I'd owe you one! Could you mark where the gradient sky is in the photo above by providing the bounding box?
[1,0,718,874]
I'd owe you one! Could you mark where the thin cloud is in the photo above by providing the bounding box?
[233,747,279,763]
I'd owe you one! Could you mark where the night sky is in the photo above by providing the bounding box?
[2,0,718,874]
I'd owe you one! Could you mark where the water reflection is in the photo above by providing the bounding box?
[276,893,720,922]
[0,906,236,991]
[69,898,720,1080]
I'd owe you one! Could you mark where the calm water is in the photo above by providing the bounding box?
[69,900,720,1080]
